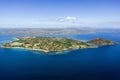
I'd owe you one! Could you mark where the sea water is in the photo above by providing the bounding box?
[0,32,120,80]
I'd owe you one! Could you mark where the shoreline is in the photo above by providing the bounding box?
[1,46,73,53]
[1,36,116,54]
[1,46,50,53]
[1,45,98,53]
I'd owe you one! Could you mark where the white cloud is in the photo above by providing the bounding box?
[57,16,78,22]
[57,18,65,22]
[65,16,77,21]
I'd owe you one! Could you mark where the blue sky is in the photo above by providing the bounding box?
[0,0,120,28]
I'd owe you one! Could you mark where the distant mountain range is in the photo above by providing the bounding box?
[0,28,120,34]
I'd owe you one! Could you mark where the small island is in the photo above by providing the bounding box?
[87,38,117,46]
[1,36,116,53]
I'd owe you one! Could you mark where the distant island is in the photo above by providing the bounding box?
[1,36,116,53]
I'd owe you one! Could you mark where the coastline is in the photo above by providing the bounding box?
[1,36,116,54]
[1,45,98,53]
[1,46,50,53]
[1,46,72,53]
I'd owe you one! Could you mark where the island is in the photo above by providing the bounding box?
[1,36,116,53]
[87,38,117,46]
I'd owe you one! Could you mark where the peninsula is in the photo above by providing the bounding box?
[1,36,116,53]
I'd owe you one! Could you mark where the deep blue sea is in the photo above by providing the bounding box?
[0,32,120,80]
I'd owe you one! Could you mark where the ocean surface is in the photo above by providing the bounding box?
[0,32,120,80]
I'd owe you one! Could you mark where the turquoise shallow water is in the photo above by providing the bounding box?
[0,32,120,80]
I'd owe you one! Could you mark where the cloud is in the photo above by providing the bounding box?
[65,16,77,21]
[57,16,78,22]
[57,18,65,22]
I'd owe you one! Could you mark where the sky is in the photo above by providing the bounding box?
[0,0,120,28]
